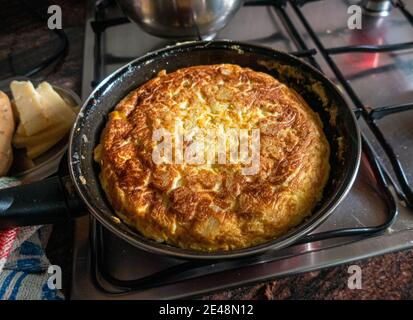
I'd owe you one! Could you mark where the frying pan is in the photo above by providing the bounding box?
[0,41,361,260]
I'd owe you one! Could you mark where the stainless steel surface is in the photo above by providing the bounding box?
[115,0,243,39]
[73,0,413,299]
[362,0,392,17]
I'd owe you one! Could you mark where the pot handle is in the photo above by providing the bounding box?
[0,175,85,229]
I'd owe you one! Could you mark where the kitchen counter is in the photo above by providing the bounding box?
[2,0,413,300]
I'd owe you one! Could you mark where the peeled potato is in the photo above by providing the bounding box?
[0,91,15,176]
[10,80,78,160]
[10,81,50,136]
[16,122,26,136]
[36,82,76,127]
[13,122,71,148]
[26,132,66,159]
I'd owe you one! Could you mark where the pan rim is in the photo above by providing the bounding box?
[69,39,361,260]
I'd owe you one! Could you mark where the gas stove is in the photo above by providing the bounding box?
[71,0,413,299]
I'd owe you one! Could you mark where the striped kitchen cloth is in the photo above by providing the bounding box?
[0,177,64,300]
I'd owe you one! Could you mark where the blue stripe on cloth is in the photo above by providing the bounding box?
[19,241,43,256]
[8,272,29,300]
[41,282,64,300]
[16,258,42,272]
[0,271,18,300]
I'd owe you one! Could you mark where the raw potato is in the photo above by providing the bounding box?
[36,82,76,126]
[13,122,71,148]
[10,81,50,135]
[0,91,15,176]
[16,122,25,136]
[26,134,64,159]
[10,80,78,160]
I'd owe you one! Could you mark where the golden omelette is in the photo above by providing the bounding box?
[94,64,330,251]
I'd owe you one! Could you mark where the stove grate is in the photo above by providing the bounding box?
[85,0,409,293]
[290,0,413,207]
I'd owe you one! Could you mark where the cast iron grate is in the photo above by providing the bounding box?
[87,0,408,293]
[290,0,413,207]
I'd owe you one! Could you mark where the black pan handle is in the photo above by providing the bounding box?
[0,175,85,229]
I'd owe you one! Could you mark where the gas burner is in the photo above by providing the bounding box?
[362,0,392,17]
[72,0,413,299]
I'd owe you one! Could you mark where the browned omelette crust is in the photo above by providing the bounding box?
[95,64,330,251]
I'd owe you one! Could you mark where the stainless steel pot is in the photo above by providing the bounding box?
[115,0,244,39]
